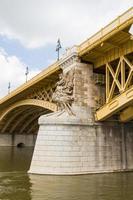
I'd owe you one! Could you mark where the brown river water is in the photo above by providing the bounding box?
[0,147,133,200]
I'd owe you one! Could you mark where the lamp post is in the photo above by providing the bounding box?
[8,82,11,94]
[56,39,62,61]
[25,66,29,82]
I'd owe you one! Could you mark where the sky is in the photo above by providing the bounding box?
[0,0,132,98]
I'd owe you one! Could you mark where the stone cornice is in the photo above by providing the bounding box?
[58,46,80,70]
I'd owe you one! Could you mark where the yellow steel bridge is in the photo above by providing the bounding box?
[0,7,133,135]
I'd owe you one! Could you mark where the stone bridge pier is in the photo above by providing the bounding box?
[0,8,132,175]
[29,52,133,175]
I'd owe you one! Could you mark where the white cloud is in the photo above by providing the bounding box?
[0,48,40,98]
[0,0,132,48]
[0,1,132,97]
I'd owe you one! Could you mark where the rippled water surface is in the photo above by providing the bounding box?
[0,147,133,200]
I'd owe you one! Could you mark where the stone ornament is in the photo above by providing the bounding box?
[52,70,74,115]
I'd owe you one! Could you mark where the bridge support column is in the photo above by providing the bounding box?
[29,54,133,175]
[29,107,95,174]
[29,56,98,174]
[29,113,133,174]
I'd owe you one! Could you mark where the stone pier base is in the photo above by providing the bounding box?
[29,107,133,175]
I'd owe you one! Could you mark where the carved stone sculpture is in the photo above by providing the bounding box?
[52,71,74,115]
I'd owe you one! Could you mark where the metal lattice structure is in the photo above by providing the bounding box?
[27,87,55,102]
[106,55,133,103]
[78,7,133,122]
[0,64,62,135]
[0,7,132,135]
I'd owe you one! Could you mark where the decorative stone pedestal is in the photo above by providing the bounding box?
[29,106,94,175]
[29,106,133,175]
[29,105,133,175]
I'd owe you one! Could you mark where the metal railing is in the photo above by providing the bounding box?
[78,7,133,53]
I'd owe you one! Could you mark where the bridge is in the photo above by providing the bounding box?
[0,7,133,174]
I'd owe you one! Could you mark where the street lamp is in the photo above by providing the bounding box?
[8,82,11,94]
[25,66,29,82]
[56,39,62,61]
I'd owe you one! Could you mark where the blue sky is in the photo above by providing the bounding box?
[0,35,46,69]
[0,0,132,97]
[0,35,64,70]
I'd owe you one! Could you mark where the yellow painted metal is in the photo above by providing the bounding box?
[121,57,125,90]
[0,62,61,105]
[0,99,57,121]
[106,61,121,102]
[0,7,132,107]
[120,106,133,122]
[96,55,133,121]
[9,107,39,134]
[0,7,132,124]
[95,86,133,121]
[1,108,24,134]
[78,7,133,57]
[123,56,133,90]
[106,64,110,99]
[19,110,46,134]
[95,40,133,68]
[105,55,133,103]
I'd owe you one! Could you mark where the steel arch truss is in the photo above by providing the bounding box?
[0,99,57,135]
[0,99,57,121]
[96,55,133,121]
[106,55,133,103]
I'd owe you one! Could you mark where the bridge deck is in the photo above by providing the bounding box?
[0,63,61,110]
[78,7,133,60]
[0,7,133,123]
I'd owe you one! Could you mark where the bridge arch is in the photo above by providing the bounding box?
[0,99,57,121]
[0,99,57,138]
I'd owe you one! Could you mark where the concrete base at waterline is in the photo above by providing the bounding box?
[0,134,36,146]
[29,107,133,175]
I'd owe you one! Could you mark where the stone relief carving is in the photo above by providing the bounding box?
[52,70,75,115]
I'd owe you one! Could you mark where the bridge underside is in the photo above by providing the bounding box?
[0,65,59,146]
[0,105,52,136]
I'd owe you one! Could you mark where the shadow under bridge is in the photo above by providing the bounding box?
[0,99,57,146]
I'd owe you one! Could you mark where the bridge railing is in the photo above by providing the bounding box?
[78,7,133,54]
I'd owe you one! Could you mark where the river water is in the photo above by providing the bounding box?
[0,147,133,200]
